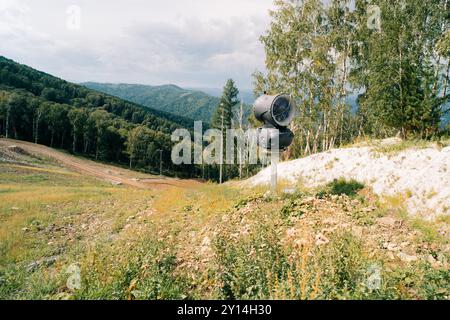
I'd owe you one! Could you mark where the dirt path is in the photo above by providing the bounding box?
[0,138,202,190]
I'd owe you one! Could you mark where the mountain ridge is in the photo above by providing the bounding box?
[0,56,199,176]
[0,56,194,130]
[83,82,252,123]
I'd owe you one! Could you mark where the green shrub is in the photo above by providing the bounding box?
[315,232,371,299]
[75,240,190,300]
[214,223,288,299]
[318,179,365,197]
[279,198,307,220]
[419,265,450,299]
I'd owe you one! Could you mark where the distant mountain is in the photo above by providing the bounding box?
[0,56,198,176]
[187,87,256,105]
[346,93,450,126]
[83,82,252,124]
[442,111,450,126]
[347,94,359,113]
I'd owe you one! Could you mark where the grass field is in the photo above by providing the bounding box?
[0,150,449,299]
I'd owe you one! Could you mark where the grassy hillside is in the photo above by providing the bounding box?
[0,57,193,131]
[186,87,256,105]
[1,144,448,300]
[83,82,252,124]
[0,57,201,177]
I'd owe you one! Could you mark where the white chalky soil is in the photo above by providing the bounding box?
[247,139,450,219]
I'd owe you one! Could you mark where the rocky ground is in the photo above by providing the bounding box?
[1,138,448,299]
[178,189,449,277]
[247,138,450,219]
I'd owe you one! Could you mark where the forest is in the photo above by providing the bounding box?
[0,57,258,182]
[0,56,198,177]
[253,0,450,159]
[82,82,254,124]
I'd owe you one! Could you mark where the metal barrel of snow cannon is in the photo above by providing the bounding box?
[253,93,295,193]
[253,94,295,129]
[257,127,294,151]
[253,94,295,150]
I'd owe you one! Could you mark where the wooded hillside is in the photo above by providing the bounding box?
[83,82,252,124]
[0,56,197,176]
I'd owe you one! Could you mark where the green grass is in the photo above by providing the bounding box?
[0,162,448,300]
[72,238,191,300]
[410,218,444,244]
[346,137,450,154]
[372,137,450,155]
[317,178,365,197]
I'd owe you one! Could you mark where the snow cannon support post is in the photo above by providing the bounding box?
[253,94,295,194]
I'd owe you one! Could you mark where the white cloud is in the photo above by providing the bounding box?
[0,0,273,89]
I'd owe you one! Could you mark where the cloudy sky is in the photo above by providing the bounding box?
[0,0,275,90]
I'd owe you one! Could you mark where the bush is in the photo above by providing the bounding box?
[214,223,288,299]
[318,178,365,197]
[75,240,190,300]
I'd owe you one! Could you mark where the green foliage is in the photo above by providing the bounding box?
[212,222,449,300]
[233,193,265,209]
[279,196,308,220]
[0,265,65,299]
[207,79,256,183]
[214,222,288,299]
[419,265,450,299]
[83,82,252,124]
[361,0,448,137]
[211,79,240,129]
[0,56,200,177]
[316,232,370,298]
[76,240,190,300]
[318,178,365,197]
[255,0,449,156]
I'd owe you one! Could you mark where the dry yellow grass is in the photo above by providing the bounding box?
[1,164,77,176]
[1,152,449,300]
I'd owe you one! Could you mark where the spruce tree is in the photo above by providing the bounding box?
[210,79,239,183]
[211,79,239,129]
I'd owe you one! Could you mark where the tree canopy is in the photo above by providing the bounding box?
[254,0,450,158]
[0,56,197,177]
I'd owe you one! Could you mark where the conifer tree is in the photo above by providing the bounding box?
[210,79,240,183]
[211,79,239,130]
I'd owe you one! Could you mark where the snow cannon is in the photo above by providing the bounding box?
[253,94,295,151]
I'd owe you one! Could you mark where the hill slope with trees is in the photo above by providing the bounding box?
[83,82,252,124]
[0,56,197,176]
[253,0,449,159]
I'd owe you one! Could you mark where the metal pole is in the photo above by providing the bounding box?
[5,104,10,139]
[158,149,163,176]
[219,104,224,184]
[239,96,243,180]
[270,151,278,194]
